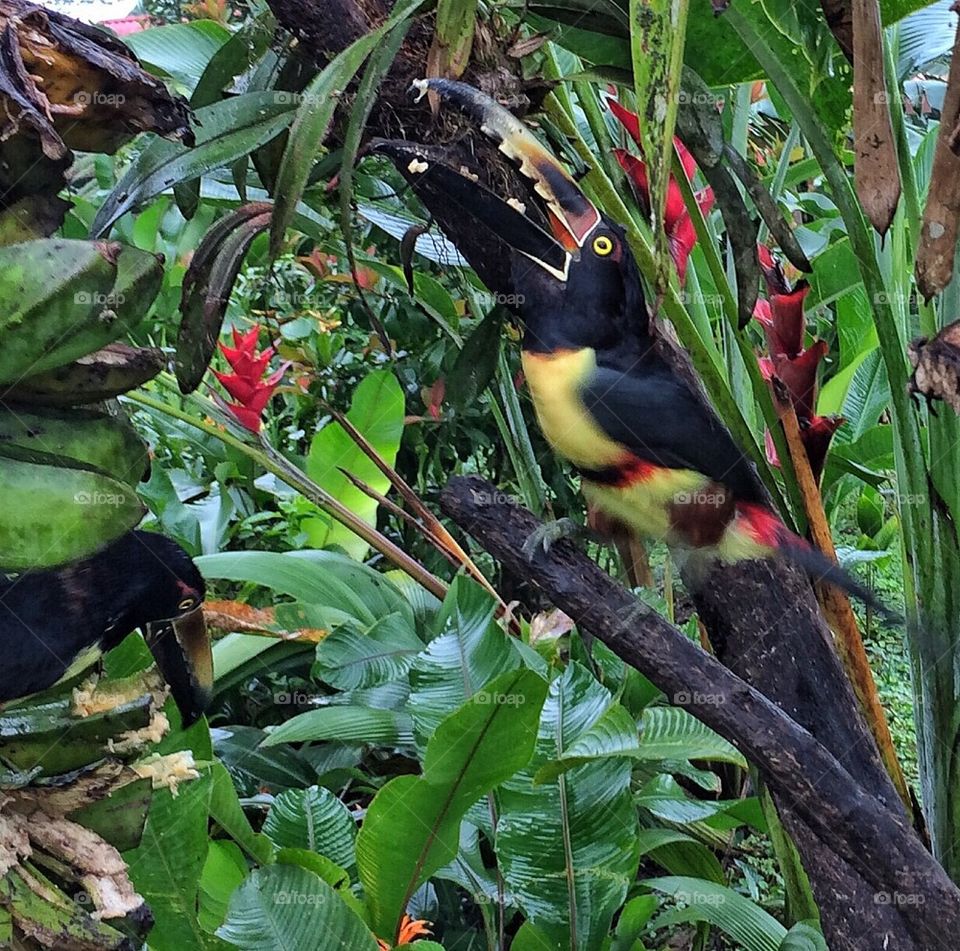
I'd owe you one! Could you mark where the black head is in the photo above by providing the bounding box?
[115,530,206,624]
[511,217,648,353]
[371,80,649,352]
[100,530,212,726]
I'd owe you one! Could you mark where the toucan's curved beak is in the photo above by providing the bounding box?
[412,79,601,250]
[144,605,212,726]
[371,80,600,282]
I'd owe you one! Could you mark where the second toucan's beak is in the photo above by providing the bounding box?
[144,605,212,726]
[372,79,601,281]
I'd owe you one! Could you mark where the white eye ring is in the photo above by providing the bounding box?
[592,235,614,256]
[178,597,197,612]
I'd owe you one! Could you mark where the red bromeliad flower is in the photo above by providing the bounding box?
[754,248,842,480]
[608,97,714,283]
[212,326,288,433]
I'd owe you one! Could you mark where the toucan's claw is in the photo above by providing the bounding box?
[521,517,584,561]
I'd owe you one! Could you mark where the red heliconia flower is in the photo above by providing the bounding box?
[608,98,714,283]
[754,247,841,480]
[212,326,288,432]
[800,414,845,479]
[771,341,828,420]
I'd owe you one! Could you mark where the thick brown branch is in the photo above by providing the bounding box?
[441,475,960,948]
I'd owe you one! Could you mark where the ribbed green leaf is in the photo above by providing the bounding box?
[635,828,724,883]
[646,876,786,951]
[262,707,413,747]
[780,921,829,950]
[218,865,377,951]
[314,613,424,690]
[124,21,230,93]
[198,549,413,628]
[263,786,357,874]
[497,664,640,950]
[533,702,641,783]
[408,577,523,746]
[637,706,746,766]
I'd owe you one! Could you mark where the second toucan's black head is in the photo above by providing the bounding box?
[0,530,213,726]
[371,79,649,352]
[101,531,213,726]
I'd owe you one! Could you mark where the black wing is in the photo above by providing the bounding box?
[580,363,764,502]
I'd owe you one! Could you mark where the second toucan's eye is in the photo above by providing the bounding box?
[592,235,614,256]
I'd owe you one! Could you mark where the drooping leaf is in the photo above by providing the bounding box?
[646,876,787,951]
[94,93,297,235]
[261,707,414,747]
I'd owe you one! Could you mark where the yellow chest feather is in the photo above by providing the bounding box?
[521,348,626,469]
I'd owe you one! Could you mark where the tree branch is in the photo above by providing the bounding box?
[441,475,960,948]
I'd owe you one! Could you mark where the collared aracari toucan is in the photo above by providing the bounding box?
[0,530,213,724]
[373,79,893,617]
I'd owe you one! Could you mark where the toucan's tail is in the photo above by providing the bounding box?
[775,531,902,625]
[735,501,901,623]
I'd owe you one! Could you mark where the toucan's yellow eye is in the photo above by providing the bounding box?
[178,597,197,612]
[592,235,614,256]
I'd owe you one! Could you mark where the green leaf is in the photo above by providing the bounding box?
[198,549,413,628]
[629,0,690,289]
[646,876,786,951]
[304,369,405,559]
[447,309,503,409]
[635,828,724,884]
[780,921,829,950]
[209,761,275,864]
[314,612,424,690]
[124,21,230,93]
[612,894,658,951]
[533,702,641,783]
[93,93,297,235]
[408,577,522,746]
[637,774,740,824]
[263,786,358,874]
[125,767,214,950]
[261,707,414,747]
[356,668,548,940]
[213,726,316,796]
[192,13,276,108]
[218,865,378,951]
[431,0,478,78]
[497,664,641,950]
[637,706,746,766]
[198,840,248,934]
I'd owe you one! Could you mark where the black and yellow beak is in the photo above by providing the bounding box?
[372,79,602,281]
[143,605,212,726]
